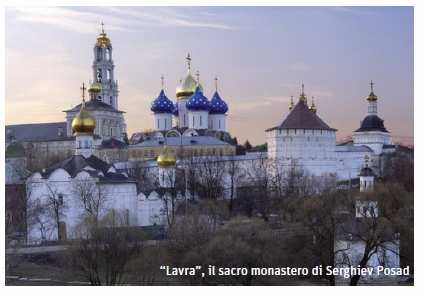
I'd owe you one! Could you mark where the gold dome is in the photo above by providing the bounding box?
[367,80,378,102]
[88,82,102,94]
[176,73,203,100]
[96,32,111,48]
[72,100,96,135]
[157,146,176,167]
[176,53,203,100]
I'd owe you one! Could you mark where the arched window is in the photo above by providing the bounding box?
[109,96,113,105]
[107,69,111,81]
[97,48,102,61]
[106,48,111,60]
[110,127,113,136]
[97,69,102,82]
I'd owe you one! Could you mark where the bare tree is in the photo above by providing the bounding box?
[226,157,244,215]
[72,211,142,285]
[73,179,107,230]
[45,183,67,241]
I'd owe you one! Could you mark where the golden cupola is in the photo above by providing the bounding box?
[96,22,111,48]
[299,83,307,104]
[157,146,176,167]
[176,53,203,100]
[72,83,96,135]
[367,80,378,102]
[88,81,102,97]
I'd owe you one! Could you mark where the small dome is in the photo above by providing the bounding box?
[157,146,176,167]
[209,91,228,114]
[151,90,175,114]
[88,82,102,94]
[72,100,96,134]
[367,91,378,102]
[186,86,210,111]
[96,32,111,48]
[176,73,203,100]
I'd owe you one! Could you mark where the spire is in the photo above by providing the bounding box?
[299,82,307,103]
[101,21,105,34]
[214,76,218,92]
[370,80,374,93]
[186,53,192,72]
[309,96,317,113]
[289,95,294,111]
[195,70,200,84]
[161,74,165,90]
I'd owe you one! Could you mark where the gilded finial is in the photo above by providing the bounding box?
[289,95,294,111]
[101,21,105,34]
[367,80,378,102]
[186,53,191,72]
[309,96,317,113]
[299,82,307,103]
[214,76,218,92]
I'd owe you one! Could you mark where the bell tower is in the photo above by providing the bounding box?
[92,22,119,109]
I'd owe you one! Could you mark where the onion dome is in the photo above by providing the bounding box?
[367,80,378,102]
[72,84,96,134]
[186,86,210,111]
[176,54,203,100]
[151,89,174,114]
[88,82,102,95]
[157,146,176,167]
[96,22,111,48]
[209,91,228,114]
[355,115,388,132]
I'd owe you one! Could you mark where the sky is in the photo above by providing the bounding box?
[5,6,414,145]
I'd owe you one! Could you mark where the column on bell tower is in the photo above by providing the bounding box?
[92,22,119,109]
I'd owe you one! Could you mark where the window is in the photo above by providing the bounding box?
[219,120,221,129]
[106,48,111,60]
[110,128,113,136]
[96,69,102,82]
[200,116,202,126]
[110,96,113,105]
[107,69,111,81]
[58,194,64,206]
[97,48,102,61]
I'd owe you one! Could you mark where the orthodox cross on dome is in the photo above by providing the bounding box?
[301,83,305,95]
[101,21,105,34]
[80,82,87,102]
[289,95,294,111]
[195,70,200,83]
[299,82,307,103]
[370,80,375,92]
[214,76,218,92]
[186,53,192,71]
[161,74,165,89]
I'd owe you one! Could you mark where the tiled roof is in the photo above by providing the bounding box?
[64,99,124,113]
[355,115,389,133]
[6,122,68,143]
[266,100,336,132]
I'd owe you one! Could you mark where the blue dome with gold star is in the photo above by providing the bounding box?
[209,91,228,114]
[151,90,174,114]
[186,86,210,111]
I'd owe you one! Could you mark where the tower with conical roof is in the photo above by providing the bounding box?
[92,22,119,109]
[265,83,337,176]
